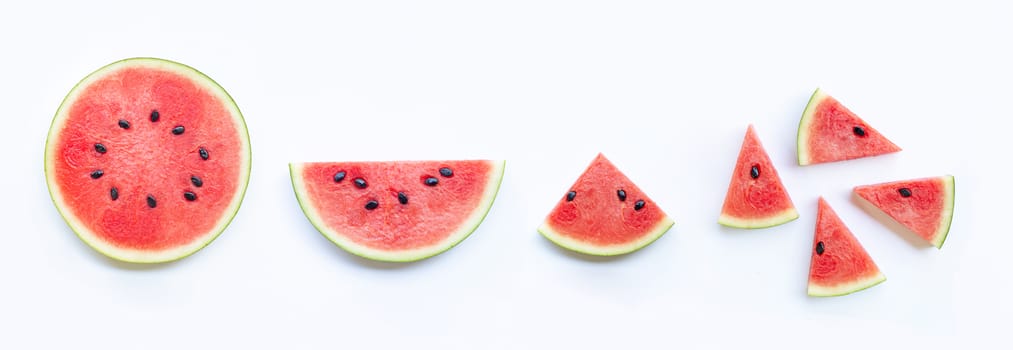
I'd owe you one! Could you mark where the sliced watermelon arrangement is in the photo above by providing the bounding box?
[45,58,251,263]
[808,198,886,297]
[797,88,901,165]
[718,125,798,228]
[290,160,504,262]
[538,153,674,256]
[853,176,955,249]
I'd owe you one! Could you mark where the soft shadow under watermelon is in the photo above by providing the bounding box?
[850,193,934,249]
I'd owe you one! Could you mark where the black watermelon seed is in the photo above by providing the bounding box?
[183,191,197,201]
[439,167,454,177]
[150,110,160,122]
[634,200,645,211]
[899,188,912,197]
[816,241,825,255]
[354,178,367,189]
[110,187,119,201]
[191,175,203,187]
[118,119,130,129]
[90,169,104,179]
[365,200,379,210]
[94,143,107,154]
[750,165,760,179]
[198,147,209,160]
[146,195,157,208]
[172,126,185,135]
[617,189,627,201]
[425,177,439,186]
[566,191,576,202]
[853,126,866,137]
[333,171,346,183]
[398,192,409,205]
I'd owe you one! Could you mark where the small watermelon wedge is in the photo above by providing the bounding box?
[797,88,901,165]
[853,175,955,249]
[718,125,798,228]
[290,160,504,262]
[808,198,886,297]
[538,153,674,256]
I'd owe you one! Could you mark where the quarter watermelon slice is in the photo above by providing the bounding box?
[853,175,955,249]
[797,88,901,165]
[45,58,251,263]
[718,125,799,228]
[808,198,886,297]
[289,160,505,262]
[538,153,674,256]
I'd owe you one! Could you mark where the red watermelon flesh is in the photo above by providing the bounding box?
[45,58,251,263]
[797,88,901,165]
[538,153,674,256]
[853,175,955,249]
[808,198,886,297]
[718,125,799,228]
[290,160,504,262]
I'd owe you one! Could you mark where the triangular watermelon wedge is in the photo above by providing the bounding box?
[718,125,799,228]
[797,88,901,165]
[853,175,955,249]
[808,198,886,297]
[538,153,674,256]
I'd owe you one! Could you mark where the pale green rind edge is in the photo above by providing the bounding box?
[796,88,827,166]
[537,216,675,257]
[808,271,886,297]
[44,57,252,264]
[717,207,800,229]
[289,160,505,263]
[931,175,956,249]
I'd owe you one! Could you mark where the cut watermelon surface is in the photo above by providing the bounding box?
[290,160,504,262]
[808,198,886,297]
[538,153,674,256]
[45,58,251,263]
[854,176,955,249]
[797,88,901,165]
[718,125,798,228]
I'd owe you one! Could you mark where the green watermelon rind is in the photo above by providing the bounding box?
[44,57,252,264]
[537,217,675,256]
[854,175,956,249]
[932,175,956,249]
[796,87,826,166]
[289,160,506,263]
[808,270,887,297]
[717,208,799,229]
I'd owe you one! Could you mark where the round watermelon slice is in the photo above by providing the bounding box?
[797,88,901,165]
[808,198,886,297]
[718,125,799,228]
[538,153,674,256]
[289,160,505,262]
[853,175,955,249]
[45,58,251,263]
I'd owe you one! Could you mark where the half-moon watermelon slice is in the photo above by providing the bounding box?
[808,198,886,297]
[538,153,674,256]
[45,58,251,263]
[290,160,505,262]
[718,125,798,228]
[853,175,955,249]
[797,88,901,165]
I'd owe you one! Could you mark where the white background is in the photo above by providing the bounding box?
[1,1,1009,349]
